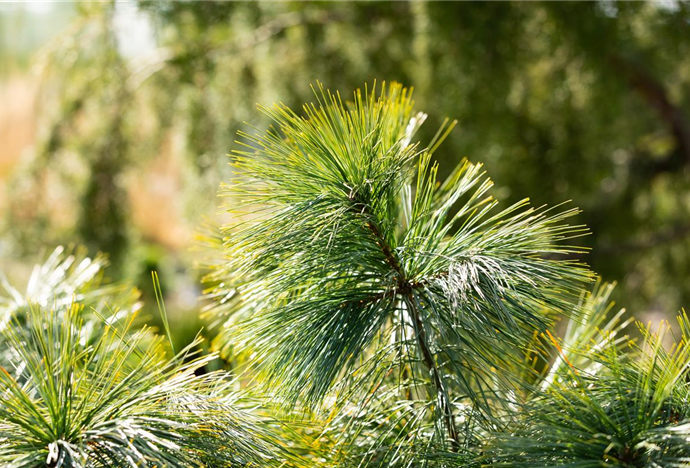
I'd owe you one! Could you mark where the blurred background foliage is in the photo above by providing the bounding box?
[1,0,690,338]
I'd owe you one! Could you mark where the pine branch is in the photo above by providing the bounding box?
[488,313,690,467]
[0,245,141,345]
[0,301,280,467]
[206,81,593,464]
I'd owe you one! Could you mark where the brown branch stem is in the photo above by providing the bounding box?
[405,294,461,452]
[362,213,460,451]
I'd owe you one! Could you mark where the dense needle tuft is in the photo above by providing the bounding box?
[205,82,593,464]
[0,252,280,468]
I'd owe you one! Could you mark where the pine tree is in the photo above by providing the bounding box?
[204,82,595,466]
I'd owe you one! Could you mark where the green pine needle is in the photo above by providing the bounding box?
[0,302,279,468]
[205,81,594,463]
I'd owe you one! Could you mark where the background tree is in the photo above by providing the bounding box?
[1,0,690,336]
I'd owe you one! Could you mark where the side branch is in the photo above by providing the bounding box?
[365,219,408,288]
[358,204,461,450]
[405,294,461,451]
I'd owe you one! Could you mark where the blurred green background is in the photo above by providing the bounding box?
[2,1,690,337]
